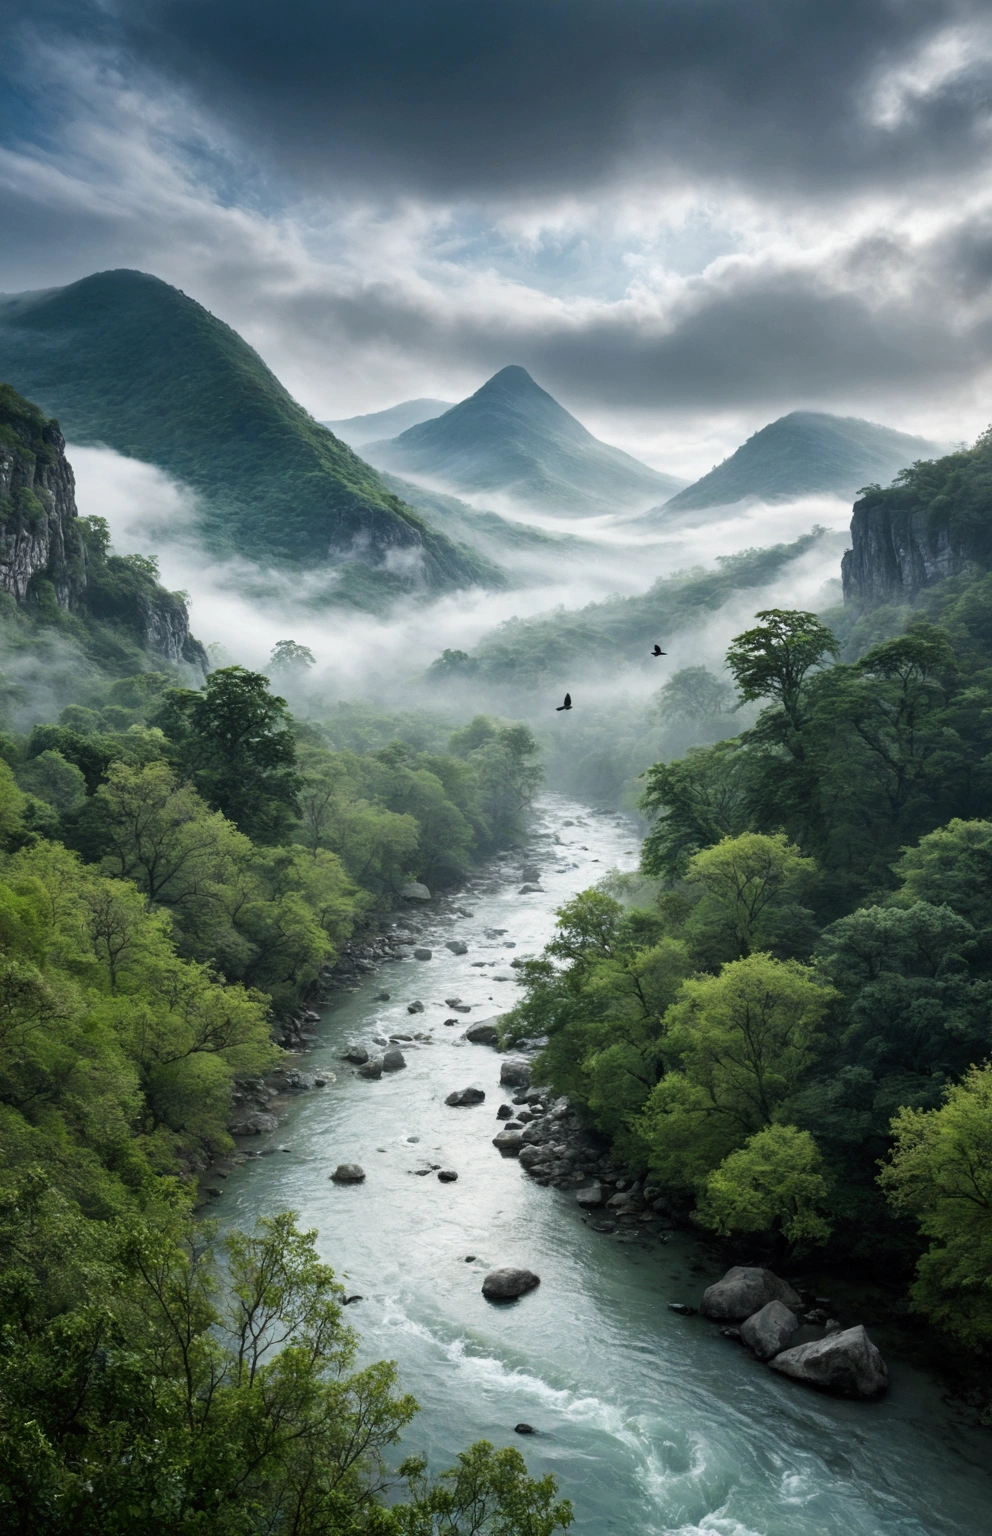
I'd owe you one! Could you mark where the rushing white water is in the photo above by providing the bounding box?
[217,796,992,1535]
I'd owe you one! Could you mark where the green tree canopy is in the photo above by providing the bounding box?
[697,1123,833,1254]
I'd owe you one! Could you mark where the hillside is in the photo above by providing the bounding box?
[364,365,684,514]
[0,270,499,606]
[324,398,453,445]
[663,411,941,514]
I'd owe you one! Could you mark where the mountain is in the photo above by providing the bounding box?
[0,270,499,607]
[842,430,992,609]
[364,365,684,514]
[0,382,206,675]
[663,411,943,514]
[323,398,453,445]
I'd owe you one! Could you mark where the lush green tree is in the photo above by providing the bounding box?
[892,818,992,933]
[683,831,817,962]
[880,1065,992,1349]
[16,749,87,814]
[697,1123,833,1254]
[725,609,839,734]
[640,739,754,880]
[268,638,316,674]
[154,667,300,843]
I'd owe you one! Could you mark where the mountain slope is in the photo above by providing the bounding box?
[364,365,684,514]
[0,270,497,604]
[380,471,591,574]
[324,398,453,445]
[664,412,942,514]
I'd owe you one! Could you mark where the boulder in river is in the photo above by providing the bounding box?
[496,1103,513,1120]
[331,1164,366,1183]
[464,1017,500,1045]
[493,1129,525,1155]
[576,1182,606,1208]
[446,1086,486,1106]
[357,1057,384,1080]
[382,1048,407,1071]
[768,1324,889,1398]
[500,1057,532,1089]
[482,1267,541,1300]
[521,866,542,883]
[401,882,431,901]
[414,948,433,961]
[518,884,544,894]
[740,1300,799,1361]
[231,1111,278,1135]
[445,940,469,955]
[514,1422,536,1435]
[437,1169,458,1182]
[701,1267,803,1321]
[342,1044,369,1065]
[407,1000,424,1014]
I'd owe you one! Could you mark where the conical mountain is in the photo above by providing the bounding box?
[0,270,500,603]
[663,411,943,514]
[364,365,683,514]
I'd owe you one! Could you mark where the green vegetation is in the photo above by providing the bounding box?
[0,653,555,1526]
[0,271,500,599]
[504,594,992,1386]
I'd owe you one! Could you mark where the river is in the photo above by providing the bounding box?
[217,794,992,1536]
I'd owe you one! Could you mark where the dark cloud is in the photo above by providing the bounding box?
[67,0,992,199]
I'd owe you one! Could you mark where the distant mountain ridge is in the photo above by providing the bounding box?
[364,365,684,515]
[664,411,943,514]
[0,270,500,609]
[324,398,454,445]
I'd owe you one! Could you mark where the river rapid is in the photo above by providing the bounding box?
[217,795,992,1536]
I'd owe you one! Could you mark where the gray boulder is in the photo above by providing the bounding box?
[357,1057,384,1080]
[576,1182,605,1208]
[231,1111,278,1136]
[701,1267,803,1322]
[465,1018,501,1045]
[521,866,542,882]
[740,1300,799,1361]
[518,1145,549,1170]
[518,884,544,894]
[401,882,431,901]
[382,1049,407,1071]
[446,1086,486,1106]
[445,940,469,955]
[493,1129,525,1155]
[437,1169,458,1182]
[407,1000,424,1014]
[769,1324,889,1398]
[500,1057,532,1089]
[331,1164,366,1183]
[482,1267,541,1300]
[414,948,433,961]
[342,1044,369,1065]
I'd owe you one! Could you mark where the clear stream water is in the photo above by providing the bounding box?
[217,795,992,1536]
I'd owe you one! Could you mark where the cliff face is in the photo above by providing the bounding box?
[841,433,992,609]
[0,383,205,671]
[0,385,85,606]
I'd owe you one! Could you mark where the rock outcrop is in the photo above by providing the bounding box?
[701,1267,803,1322]
[768,1324,889,1398]
[446,1086,485,1106]
[740,1300,798,1361]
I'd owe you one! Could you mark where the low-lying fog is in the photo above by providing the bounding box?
[68,443,850,715]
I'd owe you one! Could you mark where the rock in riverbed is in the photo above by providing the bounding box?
[445,940,468,955]
[482,1268,541,1300]
[414,948,433,961]
[401,882,431,901]
[741,1300,799,1361]
[331,1164,366,1183]
[576,1182,605,1208]
[496,1103,513,1120]
[446,1086,486,1106]
[464,1017,500,1045]
[438,1169,458,1182]
[342,1044,369,1064]
[769,1324,889,1398]
[382,1049,406,1071]
[493,1129,525,1155]
[500,1057,532,1089]
[701,1267,803,1321]
[357,1058,384,1080]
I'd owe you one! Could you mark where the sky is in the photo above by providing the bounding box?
[2,0,992,476]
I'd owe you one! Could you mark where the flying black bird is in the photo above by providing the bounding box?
[651,645,667,657]
[556,693,572,712]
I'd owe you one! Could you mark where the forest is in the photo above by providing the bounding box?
[0,659,569,1532]
[504,575,992,1389]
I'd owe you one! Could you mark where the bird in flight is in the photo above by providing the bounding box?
[651,645,667,657]
[556,693,572,712]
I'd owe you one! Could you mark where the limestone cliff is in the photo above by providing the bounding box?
[0,383,206,671]
[841,431,992,609]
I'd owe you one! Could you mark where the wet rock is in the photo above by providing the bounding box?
[500,1057,532,1089]
[342,1045,370,1065]
[443,1018,459,1026]
[521,866,542,883]
[407,1001,424,1014]
[414,949,433,961]
[668,1303,697,1316]
[342,1294,364,1304]
[514,1422,536,1435]
[741,1301,799,1361]
[331,1164,366,1183]
[446,1086,486,1106]
[401,882,431,901]
[768,1324,889,1398]
[576,1182,606,1208]
[374,991,391,1001]
[382,1049,407,1071]
[720,1326,743,1341]
[445,940,469,955]
[357,1058,384,1080]
[701,1267,803,1322]
[518,885,544,894]
[464,1018,500,1045]
[482,1267,541,1300]
[493,1129,525,1155]
[497,1103,514,1120]
[231,1112,278,1135]
[438,1169,458,1182]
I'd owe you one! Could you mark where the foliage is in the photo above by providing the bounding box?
[697,1124,833,1253]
